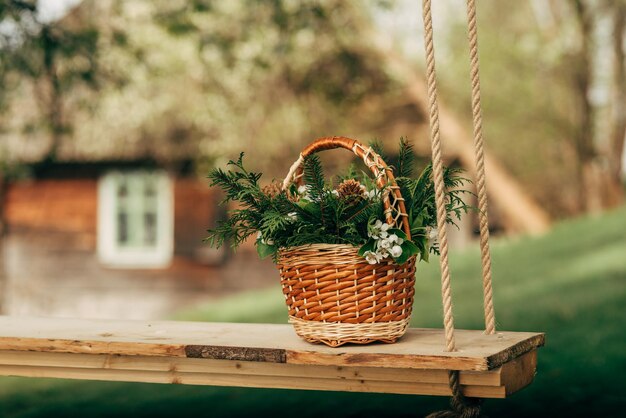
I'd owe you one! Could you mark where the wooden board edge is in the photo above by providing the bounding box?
[501,350,538,396]
[0,364,507,398]
[485,333,544,370]
[285,351,488,371]
[0,350,503,387]
[0,337,187,358]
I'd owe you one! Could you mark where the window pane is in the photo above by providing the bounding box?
[145,178,156,198]
[144,212,157,246]
[117,211,128,245]
[117,180,128,198]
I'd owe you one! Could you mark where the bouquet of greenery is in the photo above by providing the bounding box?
[206,139,471,265]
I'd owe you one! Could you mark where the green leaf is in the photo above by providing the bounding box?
[409,208,426,232]
[418,238,430,262]
[395,239,420,264]
[297,199,317,212]
[389,228,407,240]
[358,239,376,256]
[256,241,277,259]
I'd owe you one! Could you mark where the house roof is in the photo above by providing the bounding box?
[26,158,196,179]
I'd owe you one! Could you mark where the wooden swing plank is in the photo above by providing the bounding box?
[0,349,523,386]
[0,316,543,398]
[0,350,537,398]
[0,317,543,372]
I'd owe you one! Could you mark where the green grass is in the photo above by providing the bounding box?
[2,207,625,417]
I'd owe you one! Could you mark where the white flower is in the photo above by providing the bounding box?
[331,189,339,196]
[287,212,298,221]
[298,185,313,200]
[428,227,439,241]
[369,221,381,239]
[378,238,392,249]
[265,238,275,245]
[387,234,404,245]
[389,245,403,258]
[369,219,392,240]
[364,250,380,264]
[256,231,263,240]
[367,189,380,200]
[379,223,390,239]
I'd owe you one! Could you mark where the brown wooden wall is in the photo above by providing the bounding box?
[3,177,219,257]
[4,179,98,243]
[173,179,220,257]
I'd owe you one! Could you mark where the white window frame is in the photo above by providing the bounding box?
[97,170,173,268]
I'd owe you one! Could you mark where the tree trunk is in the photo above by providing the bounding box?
[40,25,64,161]
[573,0,603,213]
[571,0,625,212]
[607,1,626,206]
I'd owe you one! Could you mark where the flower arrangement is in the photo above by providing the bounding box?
[205,139,471,265]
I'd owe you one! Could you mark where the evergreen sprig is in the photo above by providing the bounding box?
[206,139,473,264]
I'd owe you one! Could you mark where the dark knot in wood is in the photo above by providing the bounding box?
[185,345,286,363]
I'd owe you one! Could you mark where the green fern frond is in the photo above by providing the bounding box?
[397,137,415,178]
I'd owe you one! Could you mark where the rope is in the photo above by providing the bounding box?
[421,0,456,353]
[466,0,496,335]
[421,0,491,416]
[426,372,483,418]
[425,371,484,418]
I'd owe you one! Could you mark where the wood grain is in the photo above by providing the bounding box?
[0,364,510,398]
[0,317,544,372]
[0,314,543,398]
[0,348,540,398]
[0,350,504,386]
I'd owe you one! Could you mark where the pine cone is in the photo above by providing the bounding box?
[262,181,283,198]
[337,179,366,202]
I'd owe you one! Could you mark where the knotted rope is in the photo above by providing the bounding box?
[427,371,484,418]
[421,0,497,416]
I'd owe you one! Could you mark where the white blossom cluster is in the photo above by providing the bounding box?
[362,220,404,264]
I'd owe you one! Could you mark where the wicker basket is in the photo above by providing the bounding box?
[277,136,417,347]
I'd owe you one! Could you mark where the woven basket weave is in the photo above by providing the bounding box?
[278,136,417,347]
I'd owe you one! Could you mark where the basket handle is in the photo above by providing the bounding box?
[282,136,411,240]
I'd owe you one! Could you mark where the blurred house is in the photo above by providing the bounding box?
[0,155,231,319]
